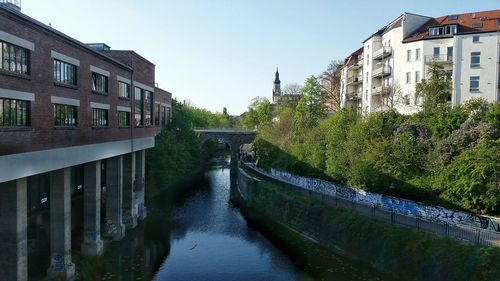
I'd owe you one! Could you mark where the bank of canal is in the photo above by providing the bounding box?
[75,162,390,280]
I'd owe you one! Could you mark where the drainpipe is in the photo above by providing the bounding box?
[496,23,500,102]
[130,54,134,153]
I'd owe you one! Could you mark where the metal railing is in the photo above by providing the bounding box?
[372,65,391,77]
[373,46,392,60]
[0,0,20,8]
[242,163,500,247]
[372,86,390,95]
[425,54,453,64]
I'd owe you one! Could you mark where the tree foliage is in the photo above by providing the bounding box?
[242,97,273,130]
[416,62,451,113]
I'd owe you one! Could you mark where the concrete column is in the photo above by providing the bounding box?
[81,161,104,256]
[230,149,239,175]
[47,168,75,280]
[104,156,125,241]
[134,150,147,220]
[0,178,28,281]
[123,153,137,229]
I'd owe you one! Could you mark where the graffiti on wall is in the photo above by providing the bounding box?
[259,167,500,232]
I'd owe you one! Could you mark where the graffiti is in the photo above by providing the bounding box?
[51,254,65,272]
[255,166,500,232]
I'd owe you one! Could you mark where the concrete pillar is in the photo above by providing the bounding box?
[230,149,239,175]
[123,153,137,229]
[0,178,28,281]
[135,150,147,220]
[104,156,125,241]
[47,168,75,280]
[81,161,104,256]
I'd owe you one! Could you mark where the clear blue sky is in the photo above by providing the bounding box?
[23,0,499,115]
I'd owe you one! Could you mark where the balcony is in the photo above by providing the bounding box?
[372,65,391,78]
[346,91,361,100]
[373,46,392,60]
[347,62,361,70]
[347,75,363,85]
[425,54,453,64]
[372,86,390,96]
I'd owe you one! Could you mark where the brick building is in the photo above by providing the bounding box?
[0,2,171,280]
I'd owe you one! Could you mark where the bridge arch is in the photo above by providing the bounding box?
[194,128,257,173]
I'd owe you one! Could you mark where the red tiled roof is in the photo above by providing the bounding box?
[403,9,500,43]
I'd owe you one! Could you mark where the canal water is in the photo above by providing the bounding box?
[69,161,390,281]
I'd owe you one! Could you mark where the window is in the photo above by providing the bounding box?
[448,15,458,20]
[53,104,77,126]
[53,60,77,86]
[155,103,160,126]
[471,52,480,67]
[134,87,143,126]
[144,90,153,126]
[366,55,369,66]
[406,50,412,62]
[406,72,411,84]
[472,35,480,43]
[118,81,130,99]
[0,41,30,75]
[92,108,108,127]
[160,106,166,126]
[415,71,421,83]
[0,98,30,127]
[433,47,440,58]
[415,48,421,61]
[118,111,130,127]
[472,23,483,29]
[447,47,453,61]
[366,72,368,83]
[91,72,108,93]
[470,76,480,92]
[165,107,170,125]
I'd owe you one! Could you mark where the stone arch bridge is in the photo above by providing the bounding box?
[194,128,257,173]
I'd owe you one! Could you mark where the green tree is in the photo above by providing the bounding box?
[293,76,328,131]
[415,62,451,113]
[242,97,273,129]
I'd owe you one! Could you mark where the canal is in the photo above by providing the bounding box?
[65,158,390,281]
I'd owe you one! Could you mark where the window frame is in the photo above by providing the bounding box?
[0,97,30,127]
[472,35,480,43]
[118,81,130,99]
[91,108,108,127]
[415,48,421,61]
[53,59,77,87]
[91,72,108,94]
[470,52,481,67]
[406,50,412,62]
[406,72,411,84]
[0,41,30,76]
[118,111,131,127]
[53,103,77,127]
[469,76,480,92]
[415,71,421,83]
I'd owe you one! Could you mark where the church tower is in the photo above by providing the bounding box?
[272,68,281,104]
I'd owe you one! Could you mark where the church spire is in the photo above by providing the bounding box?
[274,67,280,84]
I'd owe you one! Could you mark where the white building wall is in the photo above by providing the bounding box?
[454,32,500,105]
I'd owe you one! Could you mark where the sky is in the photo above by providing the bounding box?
[22,0,500,115]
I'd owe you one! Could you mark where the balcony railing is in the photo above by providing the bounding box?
[0,0,20,9]
[347,76,363,85]
[372,86,390,95]
[357,57,364,66]
[372,65,391,78]
[346,91,361,100]
[425,54,453,64]
[373,46,392,60]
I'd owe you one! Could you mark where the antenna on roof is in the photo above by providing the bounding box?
[0,0,21,11]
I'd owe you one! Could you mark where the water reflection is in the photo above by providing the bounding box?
[66,163,389,281]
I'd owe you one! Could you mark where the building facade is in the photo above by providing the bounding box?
[340,10,500,115]
[0,2,171,280]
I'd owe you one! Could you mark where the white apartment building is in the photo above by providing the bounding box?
[340,10,500,115]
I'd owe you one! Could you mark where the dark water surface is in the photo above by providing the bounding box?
[64,165,389,280]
